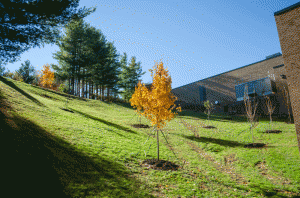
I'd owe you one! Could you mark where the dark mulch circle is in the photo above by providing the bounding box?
[244,143,266,148]
[141,159,181,171]
[131,124,150,128]
[263,130,282,134]
[60,108,74,113]
[202,126,216,129]
[223,117,233,120]
[41,94,52,99]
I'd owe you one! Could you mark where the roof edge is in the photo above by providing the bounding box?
[171,55,282,91]
[274,1,300,16]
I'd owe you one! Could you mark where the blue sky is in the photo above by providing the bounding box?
[3,0,298,95]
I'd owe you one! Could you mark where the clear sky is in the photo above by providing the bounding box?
[3,0,298,94]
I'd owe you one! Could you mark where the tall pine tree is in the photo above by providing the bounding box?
[52,17,107,98]
[99,41,122,101]
[118,55,146,102]
[16,60,36,84]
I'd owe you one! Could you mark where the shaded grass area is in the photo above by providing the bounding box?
[0,77,155,198]
[178,109,293,125]
[1,76,300,198]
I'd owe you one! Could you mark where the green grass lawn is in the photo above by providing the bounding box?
[1,76,300,198]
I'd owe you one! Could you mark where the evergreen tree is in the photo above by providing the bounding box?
[0,0,96,65]
[52,17,91,96]
[52,17,112,99]
[117,52,130,100]
[118,55,146,101]
[82,28,111,99]
[16,60,36,84]
[31,70,42,86]
[0,61,6,76]
[100,41,122,101]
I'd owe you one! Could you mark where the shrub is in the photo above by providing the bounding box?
[12,71,24,82]
[58,83,69,93]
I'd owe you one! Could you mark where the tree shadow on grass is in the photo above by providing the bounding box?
[0,76,45,107]
[181,134,248,148]
[0,93,155,198]
[29,83,88,102]
[177,109,292,125]
[247,184,300,198]
[113,101,136,110]
[226,183,300,198]
[68,107,138,135]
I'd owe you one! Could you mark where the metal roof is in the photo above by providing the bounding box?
[274,1,300,16]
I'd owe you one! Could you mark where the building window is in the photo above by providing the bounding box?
[199,86,206,103]
[235,77,276,102]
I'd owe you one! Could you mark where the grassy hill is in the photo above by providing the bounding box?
[1,76,300,198]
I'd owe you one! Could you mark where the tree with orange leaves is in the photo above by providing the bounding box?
[130,60,181,161]
[130,80,152,125]
[39,64,55,89]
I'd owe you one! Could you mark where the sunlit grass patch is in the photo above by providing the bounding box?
[1,76,300,198]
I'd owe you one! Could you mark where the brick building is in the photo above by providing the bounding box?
[274,1,300,151]
[170,53,293,118]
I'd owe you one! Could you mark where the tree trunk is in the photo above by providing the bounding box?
[85,77,88,98]
[102,85,104,101]
[87,81,89,99]
[91,82,93,99]
[100,87,101,100]
[107,87,110,102]
[77,78,80,97]
[74,79,77,96]
[69,78,71,95]
[269,114,272,131]
[92,82,94,99]
[251,123,254,143]
[89,81,91,99]
[96,85,99,100]
[82,75,84,98]
[157,128,159,161]
[72,74,75,95]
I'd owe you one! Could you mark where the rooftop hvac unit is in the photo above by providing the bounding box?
[265,52,282,60]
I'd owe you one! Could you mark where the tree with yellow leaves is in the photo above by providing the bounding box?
[130,60,181,161]
[39,64,55,89]
[130,80,151,125]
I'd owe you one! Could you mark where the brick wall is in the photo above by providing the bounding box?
[171,55,293,116]
[274,3,300,152]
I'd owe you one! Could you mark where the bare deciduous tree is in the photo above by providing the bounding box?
[244,85,259,144]
[204,100,216,127]
[276,81,293,123]
[264,95,275,132]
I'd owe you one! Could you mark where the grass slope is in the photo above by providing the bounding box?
[0,76,300,198]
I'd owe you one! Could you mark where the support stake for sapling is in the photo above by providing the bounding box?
[135,124,157,158]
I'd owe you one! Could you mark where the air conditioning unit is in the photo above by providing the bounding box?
[266,52,282,60]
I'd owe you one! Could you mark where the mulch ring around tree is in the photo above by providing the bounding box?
[262,130,282,134]
[131,124,151,128]
[244,143,267,148]
[141,159,182,171]
[202,126,216,129]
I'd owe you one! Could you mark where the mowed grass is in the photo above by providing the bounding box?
[0,76,300,198]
